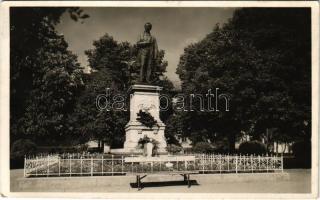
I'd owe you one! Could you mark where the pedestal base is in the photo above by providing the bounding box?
[123,84,168,154]
[123,122,167,154]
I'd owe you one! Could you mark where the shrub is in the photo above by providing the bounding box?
[238,141,267,155]
[292,140,311,168]
[87,147,102,153]
[192,142,214,153]
[138,135,152,146]
[137,135,159,156]
[212,138,230,154]
[77,144,89,152]
[37,145,89,154]
[11,139,37,159]
[166,144,183,154]
[10,139,37,169]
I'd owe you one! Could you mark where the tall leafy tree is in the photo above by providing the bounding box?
[176,8,311,151]
[70,69,128,148]
[10,8,89,145]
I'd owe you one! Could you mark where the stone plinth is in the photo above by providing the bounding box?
[123,84,167,154]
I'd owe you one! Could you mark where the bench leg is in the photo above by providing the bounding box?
[187,174,191,188]
[139,175,141,190]
[183,174,187,182]
[136,175,141,190]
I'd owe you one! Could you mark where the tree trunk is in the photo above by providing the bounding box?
[282,143,287,154]
[228,133,236,153]
[101,141,104,153]
[265,128,269,151]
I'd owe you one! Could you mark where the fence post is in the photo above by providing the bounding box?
[194,156,196,171]
[91,156,93,176]
[151,161,154,173]
[227,154,229,171]
[246,154,249,171]
[258,155,261,171]
[219,154,222,173]
[112,155,114,176]
[24,155,26,177]
[273,155,276,170]
[240,154,242,171]
[80,156,82,176]
[266,154,269,173]
[131,154,134,173]
[102,155,104,175]
[202,154,205,173]
[251,155,253,173]
[36,156,38,176]
[184,160,187,171]
[121,156,124,174]
[245,155,247,171]
[47,155,49,177]
[235,155,238,173]
[281,154,284,172]
[69,155,72,177]
[58,156,61,176]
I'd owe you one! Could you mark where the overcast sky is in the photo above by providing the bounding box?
[56,7,235,87]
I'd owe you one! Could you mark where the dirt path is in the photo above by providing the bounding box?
[10,169,311,193]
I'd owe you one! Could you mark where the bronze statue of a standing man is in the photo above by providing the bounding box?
[136,22,158,84]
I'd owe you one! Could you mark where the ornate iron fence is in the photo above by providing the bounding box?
[191,154,283,173]
[24,153,283,177]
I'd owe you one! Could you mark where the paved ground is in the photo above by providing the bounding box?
[10,169,310,193]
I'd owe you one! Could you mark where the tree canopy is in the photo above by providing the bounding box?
[175,8,311,151]
[10,8,88,145]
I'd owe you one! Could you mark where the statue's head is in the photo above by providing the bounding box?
[144,22,152,32]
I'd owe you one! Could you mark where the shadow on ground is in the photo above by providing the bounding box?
[130,180,199,188]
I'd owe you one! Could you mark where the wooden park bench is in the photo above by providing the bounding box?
[124,155,198,190]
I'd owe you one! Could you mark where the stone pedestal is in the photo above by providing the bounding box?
[123,84,167,154]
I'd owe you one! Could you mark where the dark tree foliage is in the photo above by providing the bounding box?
[238,141,267,155]
[165,111,192,145]
[85,35,132,89]
[85,34,169,87]
[11,139,37,159]
[70,69,128,148]
[175,8,311,152]
[159,77,175,123]
[10,8,88,145]
[292,140,311,168]
[166,144,183,154]
[192,142,214,153]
